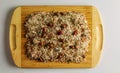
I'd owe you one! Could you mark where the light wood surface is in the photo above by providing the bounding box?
[92,7,103,67]
[9,7,21,67]
[9,6,103,68]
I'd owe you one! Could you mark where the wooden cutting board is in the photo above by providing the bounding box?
[9,6,103,68]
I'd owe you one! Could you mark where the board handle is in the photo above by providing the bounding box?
[92,6,103,67]
[96,23,103,52]
[9,7,21,67]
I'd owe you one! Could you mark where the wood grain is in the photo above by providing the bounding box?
[92,7,103,67]
[9,7,21,67]
[9,6,103,68]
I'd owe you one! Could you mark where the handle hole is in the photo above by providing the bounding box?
[96,24,103,51]
[11,24,16,51]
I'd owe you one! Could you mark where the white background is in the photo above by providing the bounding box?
[0,0,120,73]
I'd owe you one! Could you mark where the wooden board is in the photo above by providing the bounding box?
[9,6,103,68]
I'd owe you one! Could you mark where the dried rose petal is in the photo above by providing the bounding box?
[73,30,78,35]
[58,38,64,42]
[81,37,87,42]
[82,55,85,58]
[48,33,53,39]
[39,41,45,46]
[47,22,54,27]
[60,12,64,15]
[61,24,67,28]
[62,44,66,50]
[79,24,83,26]
[43,27,47,33]
[74,45,79,49]
[57,30,64,35]
[49,43,54,48]
[69,45,74,49]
